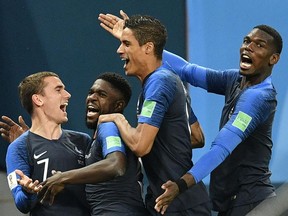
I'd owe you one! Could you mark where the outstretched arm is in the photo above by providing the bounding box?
[155,89,272,214]
[39,122,130,205]
[154,129,241,214]
[0,116,29,143]
[40,151,127,205]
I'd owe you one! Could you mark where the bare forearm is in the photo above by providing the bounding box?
[113,117,143,154]
[61,166,114,184]
[59,158,125,185]
[98,113,157,157]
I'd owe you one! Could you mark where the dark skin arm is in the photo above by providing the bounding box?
[40,151,127,205]
[190,121,205,148]
[0,115,29,143]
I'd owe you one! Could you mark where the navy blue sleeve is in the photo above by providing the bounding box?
[6,132,37,213]
[97,122,126,158]
[188,128,241,183]
[224,89,274,140]
[188,87,274,183]
[205,69,240,95]
[138,69,176,128]
[162,50,208,89]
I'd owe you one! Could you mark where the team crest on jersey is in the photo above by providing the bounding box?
[140,100,156,118]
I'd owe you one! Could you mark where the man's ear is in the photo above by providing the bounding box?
[114,100,125,113]
[269,53,280,66]
[145,42,154,54]
[32,94,43,106]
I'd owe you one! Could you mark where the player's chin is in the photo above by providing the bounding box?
[62,117,69,123]
[85,118,98,130]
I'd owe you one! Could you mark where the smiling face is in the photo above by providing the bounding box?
[117,27,147,79]
[239,28,279,83]
[85,79,123,129]
[36,76,71,124]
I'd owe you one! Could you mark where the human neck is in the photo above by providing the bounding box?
[240,75,269,90]
[30,117,62,140]
[139,59,162,83]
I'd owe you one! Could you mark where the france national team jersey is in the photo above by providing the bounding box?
[137,66,210,213]
[6,130,91,216]
[206,70,277,211]
[162,50,277,212]
[85,122,147,216]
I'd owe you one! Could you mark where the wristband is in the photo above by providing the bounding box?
[175,178,188,194]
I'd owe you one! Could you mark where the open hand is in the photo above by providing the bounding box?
[154,180,179,215]
[98,10,129,39]
[0,115,29,143]
[15,169,42,193]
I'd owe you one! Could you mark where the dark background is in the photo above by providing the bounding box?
[0,0,187,169]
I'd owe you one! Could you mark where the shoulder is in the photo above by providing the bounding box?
[62,129,92,146]
[146,67,181,90]
[243,82,276,102]
[156,67,179,80]
[99,122,117,129]
[207,68,239,79]
[8,131,29,151]
[98,122,119,137]
[63,129,91,139]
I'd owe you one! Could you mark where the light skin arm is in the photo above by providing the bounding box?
[0,116,29,143]
[15,169,42,194]
[98,113,158,157]
[40,151,127,205]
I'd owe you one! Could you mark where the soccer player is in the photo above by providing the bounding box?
[156,25,283,216]
[40,72,148,215]
[6,71,91,216]
[2,72,148,216]
[98,13,211,215]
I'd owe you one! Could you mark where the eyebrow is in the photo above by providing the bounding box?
[244,35,268,44]
[55,84,65,89]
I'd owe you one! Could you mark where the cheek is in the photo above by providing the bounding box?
[131,53,144,66]
[255,55,270,66]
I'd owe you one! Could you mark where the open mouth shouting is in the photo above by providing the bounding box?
[86,104,100,118]
[240,53,253,70]
[60,102,68,113]
[121,57,129,70]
